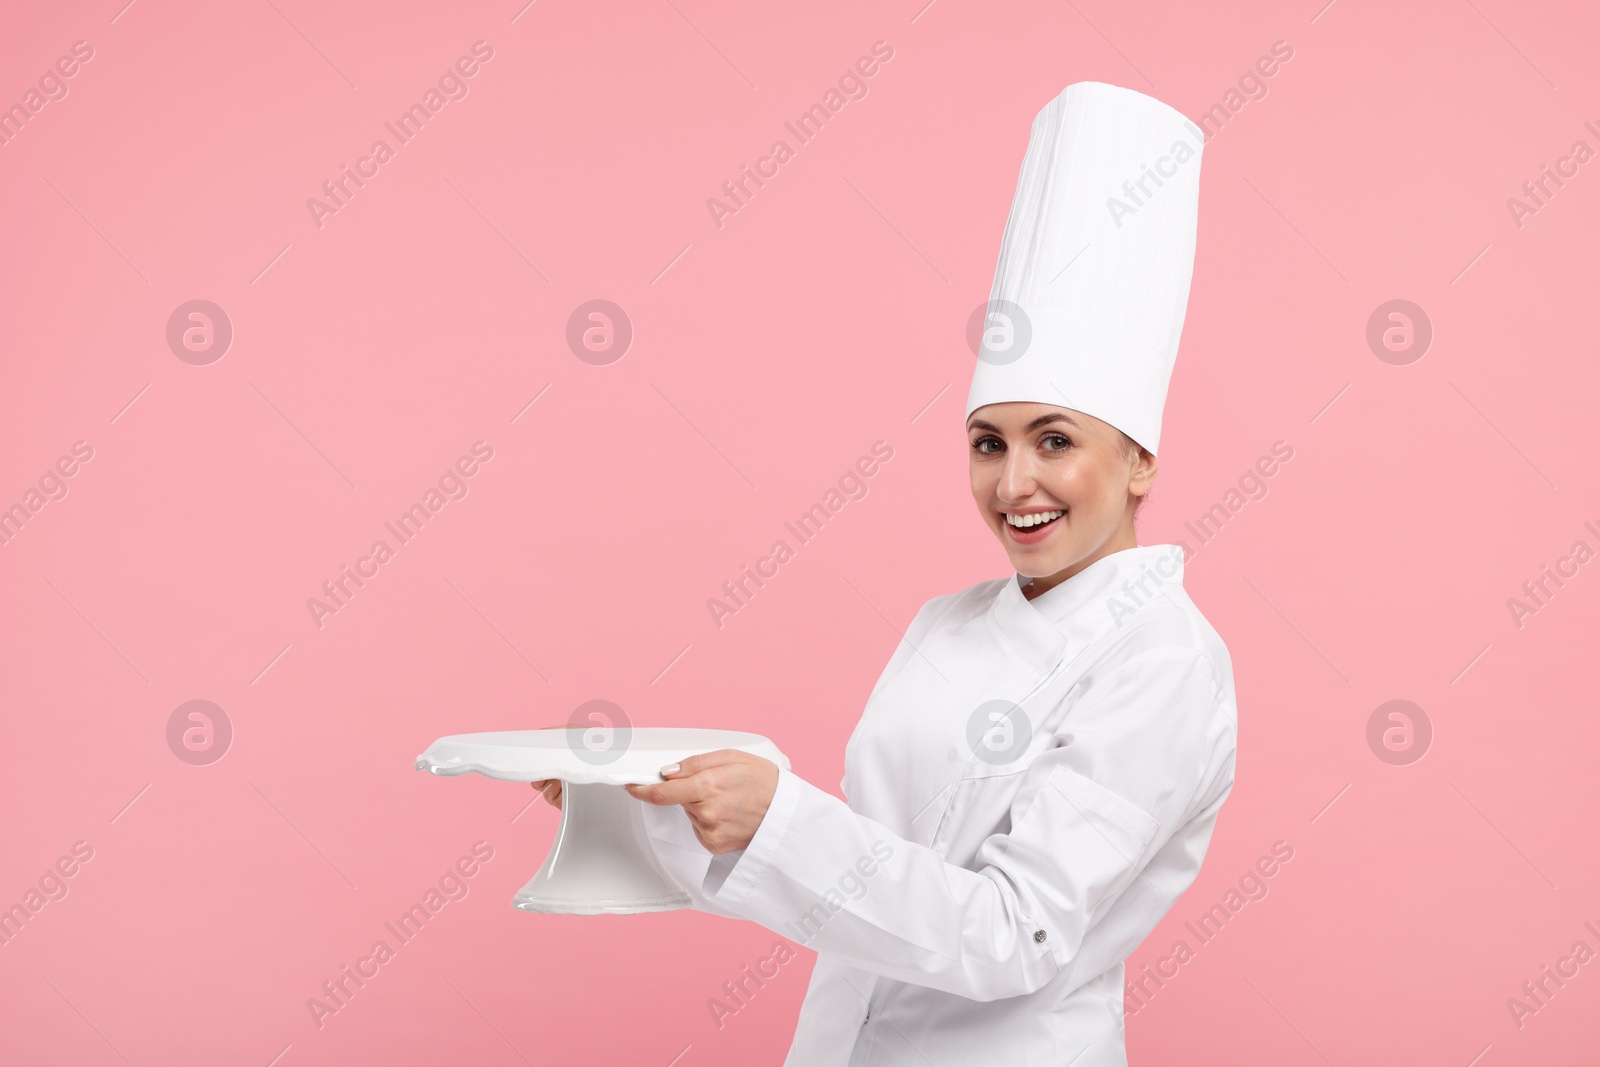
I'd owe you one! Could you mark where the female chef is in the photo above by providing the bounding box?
[533,81,1236,1067]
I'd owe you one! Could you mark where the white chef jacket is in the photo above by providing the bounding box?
[641,543,1237,1066]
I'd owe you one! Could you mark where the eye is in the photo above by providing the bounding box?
[970,434,1004,455]
[1041,432,1072,452]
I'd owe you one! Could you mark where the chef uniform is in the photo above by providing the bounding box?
[641,81,1235,1067]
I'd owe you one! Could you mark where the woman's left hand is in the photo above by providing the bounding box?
[625,750,779,855]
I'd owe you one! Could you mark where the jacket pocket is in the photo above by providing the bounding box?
[1045,768,1162,925]
[1047,768,1161,854]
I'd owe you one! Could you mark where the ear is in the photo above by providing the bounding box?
[1129,448,1158,497]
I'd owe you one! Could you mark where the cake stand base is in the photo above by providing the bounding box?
[512,781,692,915]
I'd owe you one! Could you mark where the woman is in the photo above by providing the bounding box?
[534,82,1236,1066]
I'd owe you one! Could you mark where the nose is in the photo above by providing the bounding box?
[997,447,1038,504]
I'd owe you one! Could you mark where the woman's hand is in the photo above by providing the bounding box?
[625,750,779,855]
[527,734,781,854]
[528,777,565,809]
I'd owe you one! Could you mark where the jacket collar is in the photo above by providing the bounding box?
[989,543,1186,675]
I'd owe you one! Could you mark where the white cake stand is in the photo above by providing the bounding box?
[415,728,789,915]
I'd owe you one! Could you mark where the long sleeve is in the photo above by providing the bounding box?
[676,646,1228,1003]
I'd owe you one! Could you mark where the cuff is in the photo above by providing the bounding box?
[703,848,744,895]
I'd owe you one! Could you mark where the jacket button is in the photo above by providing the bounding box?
[1034,929,1047,943]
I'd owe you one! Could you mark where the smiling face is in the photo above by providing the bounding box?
[967,402,1157,596]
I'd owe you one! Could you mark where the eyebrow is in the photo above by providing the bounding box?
[967,412,1081,434]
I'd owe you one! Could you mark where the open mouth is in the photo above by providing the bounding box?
[1004,509,1063,529]
[1003,509,1064,541]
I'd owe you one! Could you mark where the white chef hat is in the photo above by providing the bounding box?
[965,81,1204,456]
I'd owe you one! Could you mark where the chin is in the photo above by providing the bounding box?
[1012,556,1067,578]
[990,513,1101,579]
[1001,544,1067,577]
[1001,532,1093,579]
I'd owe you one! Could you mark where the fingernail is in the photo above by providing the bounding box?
[659,762,680,776]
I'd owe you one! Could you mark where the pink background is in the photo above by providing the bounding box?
[3,1,1598,1064]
